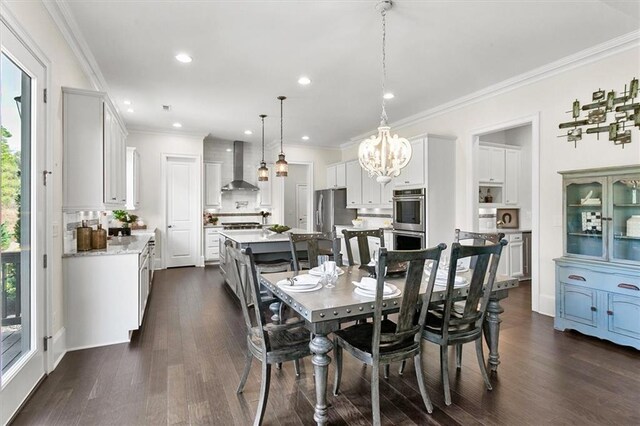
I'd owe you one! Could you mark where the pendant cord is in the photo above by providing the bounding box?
[261,115,265,162]
[280,98,284,155]
[380,9,388,125]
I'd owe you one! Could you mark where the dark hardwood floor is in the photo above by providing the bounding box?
[12,267,640,425]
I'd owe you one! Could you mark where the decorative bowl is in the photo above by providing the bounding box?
[268,225,291,234]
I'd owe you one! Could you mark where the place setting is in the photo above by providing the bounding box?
[352,276,402,299]
[276,255,340,292]
[424,256,470,288]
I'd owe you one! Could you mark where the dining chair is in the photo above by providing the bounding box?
[454,229,505,246]
[289,231,341,271]
[421,240,506,406]
[229,246,312,426]
[332,244,446,424]
[341,228,385,266]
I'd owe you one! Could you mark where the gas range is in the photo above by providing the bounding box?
[221,222,262,230]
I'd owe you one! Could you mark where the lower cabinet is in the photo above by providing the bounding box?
[555,259,640,350]
[498,233,524,278]
[204,228,220,261]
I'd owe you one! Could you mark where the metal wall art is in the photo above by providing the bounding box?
[559,77,639,148]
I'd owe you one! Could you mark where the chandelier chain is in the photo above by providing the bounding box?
[261,115,266,162]
[380,8,388,125]
[280,97,284,154]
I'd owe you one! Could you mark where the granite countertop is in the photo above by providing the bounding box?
[219,228,310,244]
[63,234,152,258]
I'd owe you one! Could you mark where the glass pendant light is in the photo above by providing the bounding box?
[275,95,288,177]
[257,114,269,181]
[358,0,412,185]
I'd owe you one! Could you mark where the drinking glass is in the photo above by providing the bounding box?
[317,255,329,285]
[324,261,337,288]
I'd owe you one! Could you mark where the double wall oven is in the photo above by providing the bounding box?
[392,188,426,250]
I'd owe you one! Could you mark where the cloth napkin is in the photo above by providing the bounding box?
[276,274,321,288]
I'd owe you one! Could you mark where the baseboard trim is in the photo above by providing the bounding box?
[538,294,555,317]
[52,327,66,370]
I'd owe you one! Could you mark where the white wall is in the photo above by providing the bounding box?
[126,130,204,265]
[3,1,92,335]
[343,46,640,316]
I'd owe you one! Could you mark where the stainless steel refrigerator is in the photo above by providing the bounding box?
[314,188,356,233]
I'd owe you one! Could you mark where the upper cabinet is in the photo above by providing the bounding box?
[394,139,425,187]
[345,160,362,207]
[204,162,222,208]
[126,147,140,210]
[478,143,521,207]
[504,148,520,205]
[326,162,347,189]
[361,170,381,206]
[63,87,127,211]
[478,146,505,184]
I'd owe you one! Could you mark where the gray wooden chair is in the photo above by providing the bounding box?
[454,229,505,246]
[289,231,341,271]
[332,244,446,424]
[229,246,312,426]
[421,240,506,406]
[341,228,385,266]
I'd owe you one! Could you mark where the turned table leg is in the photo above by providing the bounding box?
[309,331,333,425]
[483,291,506,373]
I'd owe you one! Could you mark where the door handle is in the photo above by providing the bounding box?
[168,225,174,228]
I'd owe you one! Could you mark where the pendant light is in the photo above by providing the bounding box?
[257,114,269,181]
[275,95,288,177]
[358,0,412,186]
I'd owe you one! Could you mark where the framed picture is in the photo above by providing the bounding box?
[497,208,519,229]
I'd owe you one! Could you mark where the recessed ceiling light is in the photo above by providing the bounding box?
[226,148,232,152]
[383,92,395,100]
[244,130,253,135]
[301,135,310,141]
[127,108,134,113]
[175,53,192,63]
[173,122,182,128]
[298,76,312,85]
[123,100,131,105]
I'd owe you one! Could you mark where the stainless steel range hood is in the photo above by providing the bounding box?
[220,140,259,191]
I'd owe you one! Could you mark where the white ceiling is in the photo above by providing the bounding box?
[64,0,640,147]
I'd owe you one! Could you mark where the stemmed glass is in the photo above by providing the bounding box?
[324,261,338,288]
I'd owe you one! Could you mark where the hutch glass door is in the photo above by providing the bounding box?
[610,175,640,263]
[565,179,606,259]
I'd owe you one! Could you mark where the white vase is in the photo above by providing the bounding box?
[627,215,640,237]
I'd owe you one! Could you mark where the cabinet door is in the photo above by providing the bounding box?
[116,125,127,204]
[560,283,598,327]
[361,171,381,206]
[509,240,524,276]
[380,179,394,206]
[610,173,640,263]
[504,149,520,205]
[607,293,640,339]
[134,150,140,207]
[498,245,509,277]
[490,148,505,183]
[326,165,337,188]
[103,106,117,204]
[564,177,606,259]
[396,140,424,187]
[345,160,362,207]
[478,146,492,183]
[336,163,346,187]
[204,163,222,207]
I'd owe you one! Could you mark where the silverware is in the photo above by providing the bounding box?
[287,277,296,286]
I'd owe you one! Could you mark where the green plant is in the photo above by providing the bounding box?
[0,222,11,250]
[112,210,138,227]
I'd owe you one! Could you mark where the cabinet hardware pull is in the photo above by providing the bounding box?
[590,306,597,312]
[111,197,117,200]
[618,283,639,291]
[607,310,614,315]
[568,274,586,281]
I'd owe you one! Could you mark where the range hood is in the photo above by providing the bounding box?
[220,140,259,192]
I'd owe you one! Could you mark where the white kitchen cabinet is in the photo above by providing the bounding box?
[504,148,520,205]
[327,165,337,188]
[258,163,275,207]
[204,162,222,207]
[478,146,505,184]
[380,178,394,206]
[345,160,362,207]
[126,147,140,210]
[361,171,381,206]
[498,233,524,277]
[326,162,347,189]
[204,228,220,261]
[395,139,424,187]
[138,246,150,326]
[63,87,127,211]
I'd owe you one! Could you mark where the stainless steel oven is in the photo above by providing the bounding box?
[392,188,426,232]
[393,230,426,250]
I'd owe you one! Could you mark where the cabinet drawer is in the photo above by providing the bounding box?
[205,247,219,260]
[557,265,602,287]
[509,233,522,242]
[206,234,220,248]
[560,283,598,327]
[607,293,640,339]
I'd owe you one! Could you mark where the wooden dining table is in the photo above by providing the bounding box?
[259,265,519,425]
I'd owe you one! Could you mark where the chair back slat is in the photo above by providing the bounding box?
[433,241,507,342]
[227,246,272,351]
[454,229,505,269]
[371,244,446,358]
[342,229,385,266]
[289,231,340,271]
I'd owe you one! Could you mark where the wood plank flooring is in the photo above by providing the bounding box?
[12,266,640,425]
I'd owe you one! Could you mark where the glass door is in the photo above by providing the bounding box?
[564,178,607,259]
[1,20,47,425]
[610,174,640,263]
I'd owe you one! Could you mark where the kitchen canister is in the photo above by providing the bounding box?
[627,215,640,237]
[91,224,107,249]
[76,220,93,251]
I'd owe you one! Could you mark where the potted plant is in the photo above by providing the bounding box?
[112,210,138,236]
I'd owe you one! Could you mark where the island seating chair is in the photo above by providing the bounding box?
[332,244,446,425]
[289,231,341,271]
[341,228,385,266]
[421,240,506,406]
[229,246,312,426]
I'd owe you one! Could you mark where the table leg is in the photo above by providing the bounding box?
[483,294,505,372]
[309,332,333,425]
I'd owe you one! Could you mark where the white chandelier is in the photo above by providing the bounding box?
[358,0,412,186]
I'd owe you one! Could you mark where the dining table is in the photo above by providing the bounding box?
[259,265,519,425]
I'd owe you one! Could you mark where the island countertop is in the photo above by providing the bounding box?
[63,234,152,258]
[219,228,311,244]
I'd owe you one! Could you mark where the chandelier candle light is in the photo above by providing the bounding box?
[258,114,269,181]
[358,0,412,186]
[275,95,289,177]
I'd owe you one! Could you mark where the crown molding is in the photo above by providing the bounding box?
[343,29,640,149]
[127,126,208,140]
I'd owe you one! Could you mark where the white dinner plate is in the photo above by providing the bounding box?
[354,287,402,299]
[352,280,398,295]
[276,281,323,292]
[309,267,345,277]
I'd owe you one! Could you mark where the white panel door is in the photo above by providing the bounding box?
[296,184,308,230]
[166,158,197,267]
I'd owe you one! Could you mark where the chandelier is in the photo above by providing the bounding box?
[257,114,269,181]
[358,0,412,185]
[275,95,288,177]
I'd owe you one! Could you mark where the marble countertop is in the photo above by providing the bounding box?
[497,228,531,234]
[219,228,310,244]
[63,234,152,258]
